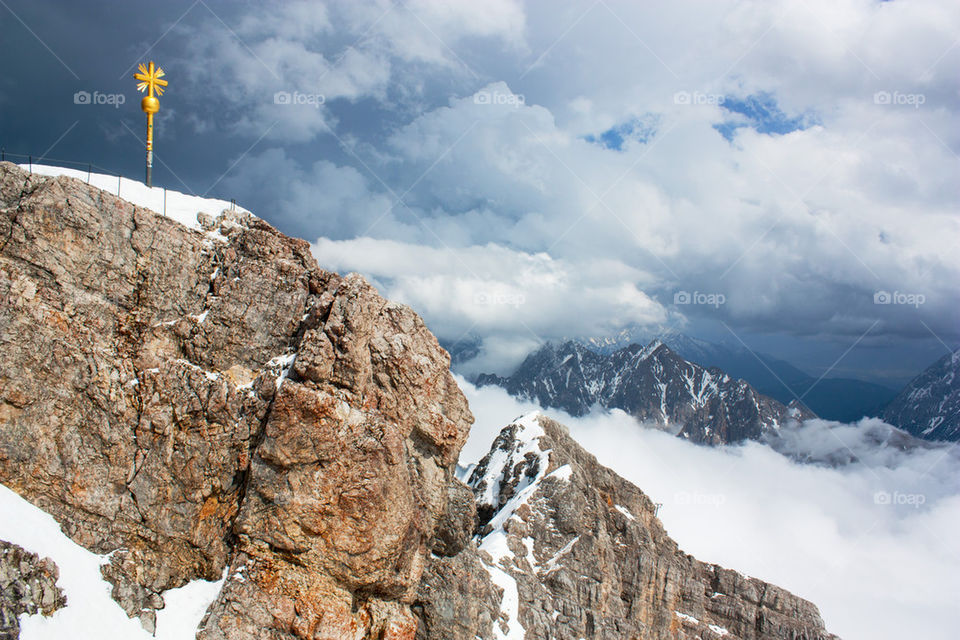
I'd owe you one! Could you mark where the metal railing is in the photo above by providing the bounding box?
[1,149,239,215]
[2,148,122,185]
[1,148,136,202]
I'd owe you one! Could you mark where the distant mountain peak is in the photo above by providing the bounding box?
[569,328,897,422]
[638,337,665,357]
[477,339,815,445]
[882,348,960,442]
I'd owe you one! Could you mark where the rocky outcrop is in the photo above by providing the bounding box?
[0,541,66,639]
[0,162,471,638]
[0,162,839,639]
[882,348,960,442]
[478,341,814,445]
[435,413,840,640]
[413,550,501,639]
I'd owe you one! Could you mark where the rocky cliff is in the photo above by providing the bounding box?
[415,413,838,640]
[0,162,837,639]
[0,541,65,639]
[0,161,472,638]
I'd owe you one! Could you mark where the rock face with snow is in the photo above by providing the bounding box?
[0,162,840,639]
[478,341,814,445]
[0,541,66,638]
[0,162,472,638]
[423,413,838,640]
[882,349,960,442]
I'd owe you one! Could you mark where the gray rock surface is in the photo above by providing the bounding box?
[452,413,840,640]
[0,540,66,640]
[413,550,501,640]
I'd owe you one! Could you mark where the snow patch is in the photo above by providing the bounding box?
[547,464,573,482]
[483,562,524,640]
[541,535,580,575]
[267,352,297,389]
[154,570,226,640]
[674,611,700,625]
[614,504,636,520]
[0,483,224,639]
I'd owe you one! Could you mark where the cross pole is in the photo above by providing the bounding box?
[133,62,168,187]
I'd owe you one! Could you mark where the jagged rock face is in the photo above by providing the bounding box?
[453,414,839,640]
[0,162,472,638]
[0,162,840,640]
[478,341,814,445]
[0,541,66,639]
[882,349,960,442]
[413,550,501,640]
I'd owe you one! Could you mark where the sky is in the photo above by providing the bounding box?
[0,0,958,386]
[458,377,960,640]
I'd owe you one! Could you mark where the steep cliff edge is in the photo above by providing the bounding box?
[0,162,472,638]
[416,413,839,640]
[0,162,837,639]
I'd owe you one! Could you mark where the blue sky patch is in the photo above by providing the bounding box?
[714,92,818,141]
[585,114,659,151]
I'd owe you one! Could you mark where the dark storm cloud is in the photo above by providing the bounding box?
[2,0,957,380]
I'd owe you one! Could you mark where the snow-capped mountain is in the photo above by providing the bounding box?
[476,340,814,445]
[882,348,960,442]
[576,328,897,422]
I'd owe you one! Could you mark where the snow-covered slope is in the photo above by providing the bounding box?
[0,484,224,639]
[467,412,550,639]
[19,164,249,232]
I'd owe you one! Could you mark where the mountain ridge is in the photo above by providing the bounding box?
[450,329,898,422]
[416,412,840,640]
[574,329,898,422]
[882,348,960,442]
[477,339,814,445]
[0,162,839,639]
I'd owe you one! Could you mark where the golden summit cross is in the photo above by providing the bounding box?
[133,62,168,187]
